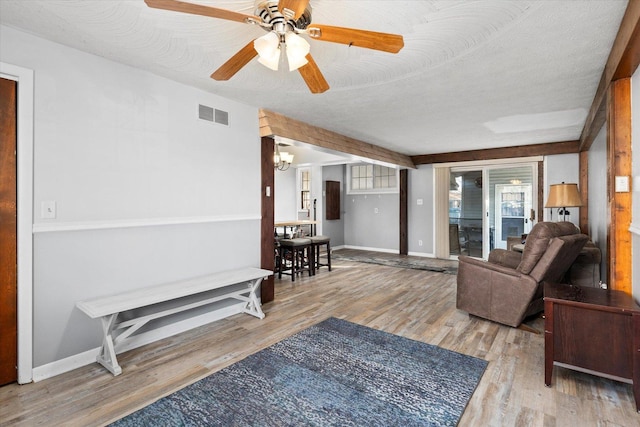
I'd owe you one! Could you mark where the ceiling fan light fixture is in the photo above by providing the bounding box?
[145,0,404,93]
[255,31,281,70]
[285,32,310,71]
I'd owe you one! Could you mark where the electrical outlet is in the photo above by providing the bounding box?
[417,199,423,205]
[418,240,423,246]
[374,208,379,214]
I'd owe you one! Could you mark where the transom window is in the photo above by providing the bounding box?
[347,164,398,194]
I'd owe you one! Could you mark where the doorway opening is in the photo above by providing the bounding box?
[1,62,35,384]
[443,160,539,260]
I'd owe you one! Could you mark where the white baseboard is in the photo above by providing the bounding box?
[340,245,436,259]
[407,251,436,258]
[342,245,399,254]
[32,303,245,382]
[32,348,99,382]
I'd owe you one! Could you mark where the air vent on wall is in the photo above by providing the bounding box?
[198,104,229,126]
[215,109,229,126]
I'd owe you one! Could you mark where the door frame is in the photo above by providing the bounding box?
[1,63,34,384]
[494,183,533,249]
[436,156,542,260]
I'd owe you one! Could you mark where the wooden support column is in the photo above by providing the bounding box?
[260,136,275,303]
[607,78,633,294]
[399,169,408,255]
[537,161,544,223]
[579,151,589,234]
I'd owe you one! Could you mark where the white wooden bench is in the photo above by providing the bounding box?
[76,267,273,376]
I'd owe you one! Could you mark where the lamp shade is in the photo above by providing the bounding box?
[255,32,281,71]
[280,152,294,164]
[285,32,310,71]
[545,183,583,208]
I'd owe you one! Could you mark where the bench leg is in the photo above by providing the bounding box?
[242,277,266,319]
[96,314,122,376]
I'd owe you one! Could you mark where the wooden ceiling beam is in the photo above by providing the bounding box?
[580,0,640,151]
[259,109,416,169]
[411,140,579,165]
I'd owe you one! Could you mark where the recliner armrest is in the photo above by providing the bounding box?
[458,255,522,277]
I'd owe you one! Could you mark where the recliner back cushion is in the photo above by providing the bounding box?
[529,234,589,283]
[517,222,579,274]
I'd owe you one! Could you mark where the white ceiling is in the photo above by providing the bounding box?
[0,0,629,158]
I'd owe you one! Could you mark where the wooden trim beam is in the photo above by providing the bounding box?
[259,109,415,169]
[399,169,408,255]
[580,0,640,151]
[411,141,579,165]
[579,151,589,234]
[537,161,544,223]
[607,78,632,294]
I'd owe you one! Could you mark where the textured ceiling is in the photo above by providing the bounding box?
[0,0,629,158]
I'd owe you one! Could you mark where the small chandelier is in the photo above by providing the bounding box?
[274,144,294,171]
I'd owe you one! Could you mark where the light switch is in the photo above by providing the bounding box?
[41,201,56,219]
[615,176,630,193]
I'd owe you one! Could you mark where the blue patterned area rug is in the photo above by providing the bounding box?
[111,318,487,426]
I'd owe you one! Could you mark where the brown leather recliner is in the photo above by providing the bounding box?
[456,222,589,327]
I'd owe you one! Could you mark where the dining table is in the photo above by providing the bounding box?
[275,220,318,238]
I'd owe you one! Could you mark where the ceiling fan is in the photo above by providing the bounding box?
[144,0,404,93]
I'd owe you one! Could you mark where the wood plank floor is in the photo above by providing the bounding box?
[1,258,638,426]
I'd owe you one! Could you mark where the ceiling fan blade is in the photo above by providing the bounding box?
[145,0,256,24]
[298,54,329,94]
[306,24,404,53]
[211,41,258,81]
[278,0,310,20]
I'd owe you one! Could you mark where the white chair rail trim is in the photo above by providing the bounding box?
[32,214,261,233]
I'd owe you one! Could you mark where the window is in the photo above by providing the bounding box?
[300,169,311,210]
[347,163,398,194]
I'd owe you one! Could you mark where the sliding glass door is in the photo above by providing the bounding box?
[447,162,537,259]
[449,170,484,257]
[488,165,535,249]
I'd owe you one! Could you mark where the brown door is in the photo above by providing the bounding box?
[0,77,18,385]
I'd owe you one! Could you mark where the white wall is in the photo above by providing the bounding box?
[311,165,324,234]
[408,165,435,255]
[274,167,297,221]
[588,125,608,284]
[344,192,399,252]
[1,25,261,370]
[322,165,345,247]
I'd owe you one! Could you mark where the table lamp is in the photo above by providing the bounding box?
[545,182,583,221]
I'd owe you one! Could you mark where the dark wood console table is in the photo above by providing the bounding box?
[544,282,640,411]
